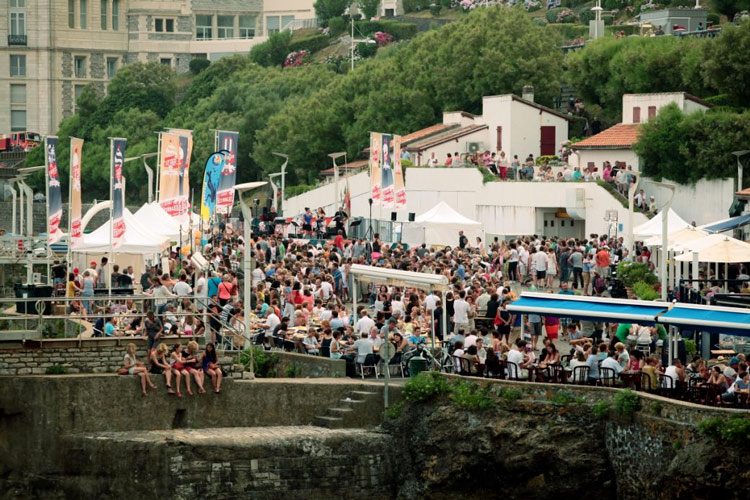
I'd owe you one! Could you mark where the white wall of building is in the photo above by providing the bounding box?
[640,177,734,226]
[283,167,649,239]
[622,92,709,124]
[413,129,487,166]
[569,149,640,171]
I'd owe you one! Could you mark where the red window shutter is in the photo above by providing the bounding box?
[648,106,657,119]
[633,107,641,123]
[496,126,502,151]
[540,126,556,156]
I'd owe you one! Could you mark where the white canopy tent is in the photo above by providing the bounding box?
[675,234,750,263]
[134,202,183,241]
[634,208,690,238]
[73,208,171,255]
[402,201,484,247]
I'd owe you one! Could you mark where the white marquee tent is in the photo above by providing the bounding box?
[402,201,484,247]
[134,202,183,242]
[73,208,171,255]
[634,208,690,238]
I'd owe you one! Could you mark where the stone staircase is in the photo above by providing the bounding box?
[313,388,383,429]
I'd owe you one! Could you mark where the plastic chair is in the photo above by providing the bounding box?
[598,367,617,387]
[658,373,676,397]
[357,354,380,379]
[572,365,589,385]
[506,360,521,381]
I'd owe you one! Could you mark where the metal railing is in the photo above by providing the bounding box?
[7,34,27,46]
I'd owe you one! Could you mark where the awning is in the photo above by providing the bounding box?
[701,214,750,234]
[657,303,750,336]
[507,292,666,324]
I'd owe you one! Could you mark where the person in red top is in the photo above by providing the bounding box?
[217,275,233,306]
[333,231,344,250]
[595,246,611,278]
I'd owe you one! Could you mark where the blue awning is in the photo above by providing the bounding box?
[507,293,667,324]
[657,304,750,336]
[703,214,750,234]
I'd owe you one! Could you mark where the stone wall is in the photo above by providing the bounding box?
[271,350,346,378]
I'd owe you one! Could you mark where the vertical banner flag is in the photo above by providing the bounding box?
[69,138,84,248]
[158,132,183,216]
[45,137,64,244]
[167,128,193,218]
[393,135,407,209]
[215,131,239,214]
[370,132,382,201]
[111,138,127,249]
[380,134,395,207]
[200,151,227,246]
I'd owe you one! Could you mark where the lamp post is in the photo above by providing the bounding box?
[626,173,639,257]
[235,181,268,379]
[272,152,288,216]
[328,152,347,213]
[269,173,282,213]
[651,181,676,301]
[140,152,158,203]
[350,17,377,71]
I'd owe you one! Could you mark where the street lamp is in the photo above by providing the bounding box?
[350,17,377,71]
[650,181,676,301]
[235,181,267,379]
[268,173,282,213]
[139,152,158,203]
[328,151,347,213]
[271,152,288,215]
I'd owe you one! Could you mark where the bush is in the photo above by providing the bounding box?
[699,416,750,446]
[289,33,331,54]
[707,12,721,24]
[189,58,210,75]
[546,7,565,23]
[385,401,404,419]
[430,3,442,16]
[601,14,614,25]
[449,380,496,411]
[551,390,584,406]
[357,41,378,58]
[328,16,346,36]
[45,364,68,375]
[403,371,449,402]
[593,400,611,419]
[355,20,418,40]
[579,9,595,24]
[684,339,697,356]
[249,31,293,67]
[632,281,660,301]
[613,389,641,417]
[544,23,589,42]
[617,261,658,288]
[237,348,279,378]
[403,0,431,12]
[499,387,523,402]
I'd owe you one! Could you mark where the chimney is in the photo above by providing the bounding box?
[522,85,534,103]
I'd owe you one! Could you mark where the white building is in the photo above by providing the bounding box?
[405,91,571,166]
[0,0,317,136]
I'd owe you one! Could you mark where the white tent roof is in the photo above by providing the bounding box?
[644,226,707,249]
[73,208,171,254]
[415,201,482,225]
[675,234,750,263]
[634,208,690,238]
[134,202,183,241]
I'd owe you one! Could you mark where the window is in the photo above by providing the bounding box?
[632,106,641,123]
[160,58,172,67]
[101,0,107,30]
[648,105,657,119]
[10,13,26,36]
[11,110,26,132]
[281,15,294,30]
[217,15,234,39]
[10,55,26,77]
[106,57,118,79]
[239,15,256,38]
[195,14,212,40]
[74,84,86,113]
[74,56,87,78]
[155,18,175,32]
[69,0,76,28]
[112,0,119,30]
[80,0,87,29]
[10,84,26,105]
[266,16,280,35]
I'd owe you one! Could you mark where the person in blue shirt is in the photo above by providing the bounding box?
[558,281,574,295]
[456,264,465,281]
[207,272,222,300]
[104,317,117,337]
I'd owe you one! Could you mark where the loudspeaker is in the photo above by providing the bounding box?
[391,212,397,222]
[408,213,415,222]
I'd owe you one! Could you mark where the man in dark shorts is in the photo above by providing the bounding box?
[144,310,163,352]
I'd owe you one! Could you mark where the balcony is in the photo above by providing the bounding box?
[8,34,27,46]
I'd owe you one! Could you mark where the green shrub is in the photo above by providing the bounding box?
[355,20,418,40]
[593,400,611,419]
[601,14,614,25]
[632,281,660,301]
[535,155,559,165]
[430,4,442,16]
[499,387,523,402]
[650,401,663,416]
[617,262,658,288]
[237,348,279,378]
[684,339,697,356]
[551,390,584,406]
[385,401,404,419]
[403,371,449,402]
[546,7,565,23]
[698,416,750,446]
[249,31,293,67]
[328,16,346,36]
[614,389,641,417]
[579,9,595,24]
[284,362,303,378]
[403,0,431,12]
[544,23,589,42]
[45,364,68,375]
[289,33,331,54]
[357,41,378,58]
[706,12,721,24]
[449,380,496,411]
[189,58,210,75]
[479,166,498,184]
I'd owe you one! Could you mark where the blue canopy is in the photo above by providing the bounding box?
[702,214,750,234]
[657,304,750,336]
[507,293,667,324]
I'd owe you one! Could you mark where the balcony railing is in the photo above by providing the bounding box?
[8,34,27,46]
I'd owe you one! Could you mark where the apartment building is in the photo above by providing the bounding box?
[0,0,317,136]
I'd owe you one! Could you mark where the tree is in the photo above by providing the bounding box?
[358,0,381,19]
[249,31,293,67]
[189,58,211,75]
[75,84,102,119]
[314,0,352,25]
[702,20,750,108]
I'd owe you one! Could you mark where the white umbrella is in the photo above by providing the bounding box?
[675,234,750,263]
[644,226,707,249]
[634,208,689,238]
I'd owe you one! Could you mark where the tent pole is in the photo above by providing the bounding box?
[441,290,447,350]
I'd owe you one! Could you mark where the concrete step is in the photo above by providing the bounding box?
[313,415,344,428]
[327,407,354,417]
[350,390,378,397]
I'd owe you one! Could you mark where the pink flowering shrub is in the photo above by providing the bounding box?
[283,50,309,67]
[374,31,394,47]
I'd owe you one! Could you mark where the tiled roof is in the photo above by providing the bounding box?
[401,123,457,145]
[407,124,489,152]
[320,159,369,176]
[571,124,642,150]
[510,95,574,121]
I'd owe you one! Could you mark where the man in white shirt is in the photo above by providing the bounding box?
[352,333,375,364]
[452,290,470,334]
[600,353,624,380]
[173,275,193,297]
[194,271,207,310]
[424,292,439,313]
[261,308,280,339]
[463,331,478,348]
[356,310,375,335]
[319,279,333,301]
[506,340,527,379]
[476,289,491,317]
[530,248,548,288]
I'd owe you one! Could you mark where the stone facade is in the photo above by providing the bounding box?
[90,52,106,79]
[61,51,73,78]
[61,81,73,119]
[177,15,193,32]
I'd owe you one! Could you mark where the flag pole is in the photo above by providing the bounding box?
[44,136,54,285]
[155,132,162,201]
[67,138,75,282]
[109,138,114,298]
